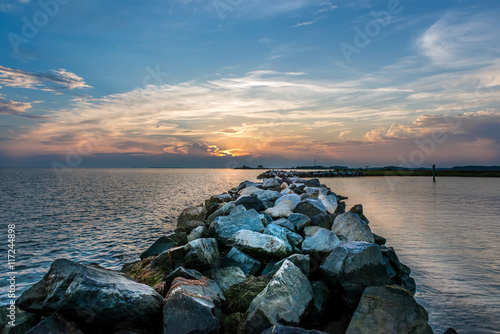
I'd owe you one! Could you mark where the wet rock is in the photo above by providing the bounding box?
[187,225,209,242]
[345,285,433,334]
[183,238,220,272]
[270,254,310,277]
[17,259,162,333]
[178,206,206,227]
[206,201,236,224]
[26,313,83,334]
[273,218,295,232]
[165,266,203,287]
[444,328,458,334]
[261,326,329,334]
[150,245,186,274]
[275,193,302,209]
[204,266,246,293]
[373,232,386,246]
[309,281,330,324]
[265,199,294,218]
[205,193,232,209]
[294,198,326,217]
[229,230,289,259]
[349,204,363,216]
[288,213,312,232]
[320,242,391,308]
[302,229,341,256]
[331,212,375,243]
[245,260,313,333]
[163,276,224,334]
[310,213,334,230]
[212,209,265,246]
[221,247,262,275]
[235,196,268,212]
[263,224,293,255]
[0,305,40,334]
[175,219,205,234]
[223,275,272,314]
[139,233,187,260]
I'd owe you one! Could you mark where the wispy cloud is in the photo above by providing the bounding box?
[0,66,91,92]
[0,98,44,119]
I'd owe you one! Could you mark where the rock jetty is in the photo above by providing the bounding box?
[257,170,366,179]
[7,176,445,334]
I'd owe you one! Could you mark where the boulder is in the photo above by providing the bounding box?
[212,209,265,246]
[310,213,334,230]
[17,259,162,333]
[26,313,83,334]
[223,275,272,314]
[256,190,282,203]
[178,206,206,227]
[373,232,386,246]
[293,198,326,217]
[331,212,375,243]
[165,267,204,287]
[235,196,268,212]
[318,194,338,214]
[320,242,391,307]
[187,225,209,242]
[349,204,363,216]
[303,226,324,238]
[175,219,205,234]
[139,233,187,260]
[150,245,186,273]
[309,281,330,324]
[345,286,433,334]
[302,229,341,256]
[0,306,40,334]
[206,201,236,224]
[270,254,310,277]
[261,326,328,334]
[236,180,261,192]
[265,199,294,218]
[288,213,311,232]
[205,193,232,209]
[272,218,295,232]
[183,238,220,272]
[204,266,246,293]
[263,178,280,189]
[239,186,264,197]
[263,224,293,255]
[302,179,321,187]
[230,204,247,216]
[163,276,224,334]
[229,230,289,259]
[245,260,313,333]
[275,193,301,208]
[220,247,261,275]
[283,229,304,249]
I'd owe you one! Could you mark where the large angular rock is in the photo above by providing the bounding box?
[345,286,433,334]
[205,193,232,209]
[275,193,302,208]
[309,281,330,324]
[331,212,375,243]
[204,266,246,293]
[236,180,261,192]
[165,267,204,287]
[212,209,265,246]
[270,254,310,277]
[187,225,209,242]
[256,190,282,203]
[0,306,40,334]
[320,242,391,307]
[139,233,187,260]
[239,185,264,197]
[206,201,236,224]
[175,220,205,234]
[265,199,294,218]
[293,198,326,217]
[263,224,293,255]
[303,226,324,238]
[229,230,288,259]
[26,313,83,334]
[220,247,261,275]
[230,204,247,216]
[178,206,206,227]
[318,194,338,214]
[235,196,268,212]
[302,179,321,187]
[272,218,295,232]
[223,275,272,314]
[17,259,162,333]
[310,213,334,230]
[261,326,328,334]
[263,178,280,189]
[163,276,224,334]
[183,238,220,272]
[245,260,313,333]
[302,228,341,256]
[288,213,311,232]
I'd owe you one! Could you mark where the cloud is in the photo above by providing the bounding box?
[0,66,91,92]
[0,98,44,119]
[291,19,319,28]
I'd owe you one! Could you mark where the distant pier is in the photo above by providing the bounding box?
[257,169,366,179]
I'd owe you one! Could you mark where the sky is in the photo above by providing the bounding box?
[0,0,499,168]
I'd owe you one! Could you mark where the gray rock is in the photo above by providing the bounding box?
[206,201,236,224]
[373,232,386,246]
[271,254,310,277]
[187,225,209,242]
[230,204,247,216]
[229,230,288,259]
[221,247,261,275]
[139,233,187,260]
[310,213,334,229]
[288,213,311,232]
[204,266,246,293]
[318,194,338,214]
[302,229,341,256]
[150,245,186,273]
[263,224,293,255]
[236,180,261,192]
[235,196,268,212]
[205,193,233,209]
[293,198,326,217]
[261,326,328,334]
[349,204,363,216]
[265,199,294,218]
[302,179,321,187]
[177,206,206,227]
[165,267,204,288]
[256,190,282,203]
[272,218,295,232]
[183,238,220,272]
[331,212,375,243]
[245,260,313,333]
[26,313,82,334]
[283,229,304,249]
[163,276,224,334]
[345,285,433,334]
[309,281,330,323]
[275,193,301,208]
[320,242,391,308]
[0,305,40,334]
[17,259,162,333]
[175,219,206,234]
[263,178,280,189]
[303,226,324,238]
[212,209,265,246]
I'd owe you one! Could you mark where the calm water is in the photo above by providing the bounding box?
[0,168,499,333]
